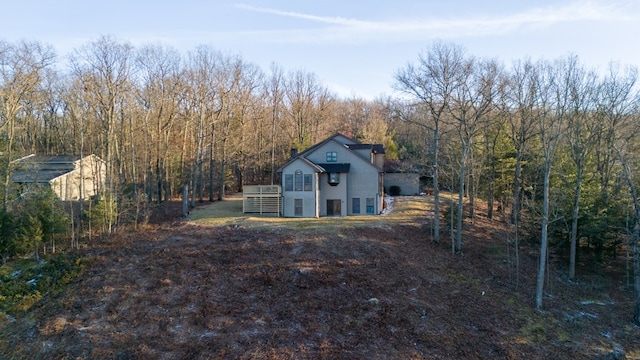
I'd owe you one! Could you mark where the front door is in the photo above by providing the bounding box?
[327,199,341,216]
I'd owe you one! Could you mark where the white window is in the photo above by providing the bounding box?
[294,170,303,191]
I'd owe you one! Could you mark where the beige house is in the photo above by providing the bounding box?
[277,134,384,217]
[11,154,106,201]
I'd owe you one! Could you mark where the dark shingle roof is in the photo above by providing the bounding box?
[317,163,350,173]
[346,143,385,154]
[11,155,81,183]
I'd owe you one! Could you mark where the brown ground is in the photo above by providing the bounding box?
[0,196,638,359]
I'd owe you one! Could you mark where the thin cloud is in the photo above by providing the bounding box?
[234,1,631,43]
[234,4,368,26]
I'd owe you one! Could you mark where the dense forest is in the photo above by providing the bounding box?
[1,36,639,323]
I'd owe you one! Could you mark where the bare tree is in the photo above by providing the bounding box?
[535,57,574,311]
[448,56,499,252]
[136,44,183,204]
[36,69,66,154]
[69,35,134,233]
[184,46,220,205]
[616,145,640,326]
[266,63,285,184]
[595,64,639,203]
[394,42,464,244]
[284,70,321,150]
[595,63,640,324]
[227,59,264,192]
[564,60,599,280]
[337,96,370,139]
[0,41,56,208]
[498,59,544,291]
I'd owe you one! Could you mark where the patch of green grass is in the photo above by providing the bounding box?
[556,328,571,342]
[0,253,86,315]
[519,318,548,343]
[506,297,518,306]
[487,244,505,256]
[189,195,433,231]
[518,312,560,344]
[446,272,468,283]
[0,259,38,277]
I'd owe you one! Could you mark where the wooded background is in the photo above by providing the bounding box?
[1,37,639,321]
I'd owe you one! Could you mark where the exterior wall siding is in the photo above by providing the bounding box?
[318,173,347,216]
[280,159,319,217]
[385,173,421,195]
[49,155,106,201]
[279,135,384,218]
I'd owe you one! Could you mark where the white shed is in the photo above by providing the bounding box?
[11,154,106,201]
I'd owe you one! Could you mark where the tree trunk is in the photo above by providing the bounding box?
[468,172,475,220]
[218,160,225,201]
[2,115,15,210]
[455,144,470,252]
[190,162,197,208]
[535,162,551,310]
[198,160,204,202]
[620,154,640,325]
[432,127,441,243]
[633,221,640,326]
[156,159,163,204]
[511,153,523,225]
[569,166,584,280]
[456,155,465,252]
[209,159,215,202]
[467,145,476,221]
[182,185,189,218]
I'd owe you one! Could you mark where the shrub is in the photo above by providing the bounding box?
[85,192,117,233]
[0,210,16,263]
[0,253,85,314]
[1,187,70,260]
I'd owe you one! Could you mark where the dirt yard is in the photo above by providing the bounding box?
[0,196,638,359]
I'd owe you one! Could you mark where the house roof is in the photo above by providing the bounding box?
[15,154,82,164]
[296,133,354,158]
[346,143,385,154]
[11,154,83,183]
[276,156,325,173]
[277,133,385,173]
[317,163,350,173]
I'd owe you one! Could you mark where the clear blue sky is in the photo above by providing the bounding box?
[2,0,638,99]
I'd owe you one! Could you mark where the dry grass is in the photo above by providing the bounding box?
[189,194,432,232]
[0,195,638,359]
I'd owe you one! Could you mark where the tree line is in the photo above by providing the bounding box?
[1,37,639,323]
[394,42,640,322]
[0,35,397,248]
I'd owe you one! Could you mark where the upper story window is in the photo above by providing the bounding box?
[284,174,293,191]
[294,170,303,191]
[328,172,340,186]
[326,151,337,162]
[304,174,312,191]
[286,171,312,192]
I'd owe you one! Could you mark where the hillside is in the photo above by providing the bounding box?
[0,196,637,359]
